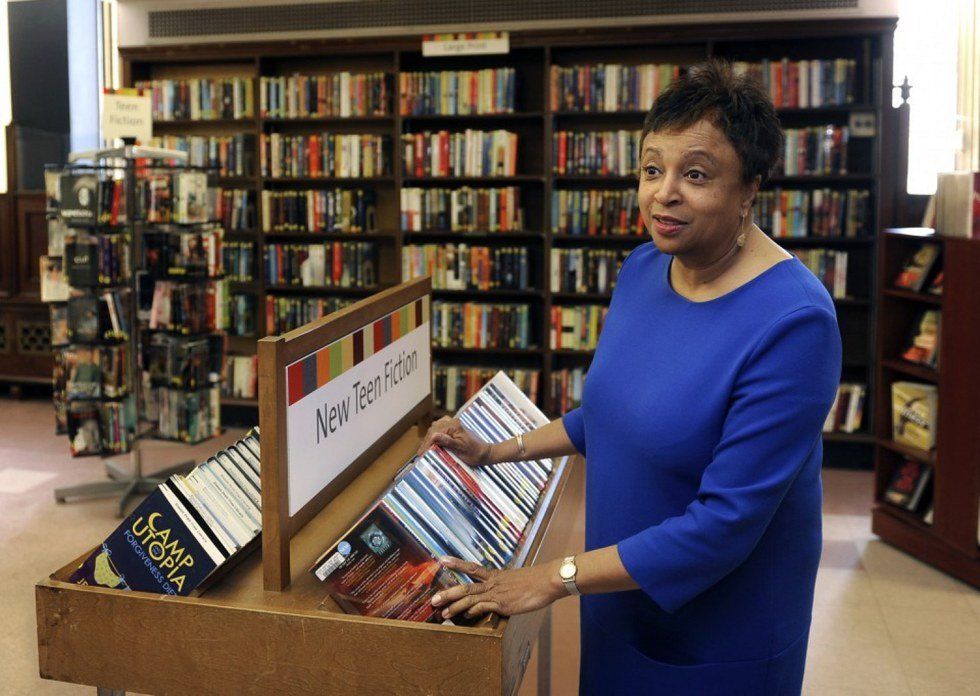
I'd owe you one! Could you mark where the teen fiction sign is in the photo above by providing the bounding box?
[284,297,431,516]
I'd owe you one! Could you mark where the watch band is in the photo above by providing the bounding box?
[516,432,526,458]
[560,555,580,596]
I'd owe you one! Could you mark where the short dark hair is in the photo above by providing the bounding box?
[641,60,783,185]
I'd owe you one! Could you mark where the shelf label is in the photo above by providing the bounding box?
[422,32,509,57]
[102,89,152,144]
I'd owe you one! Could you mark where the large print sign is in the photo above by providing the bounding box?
[284,297,430,516]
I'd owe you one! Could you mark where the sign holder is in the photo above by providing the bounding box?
[35,279,584,695]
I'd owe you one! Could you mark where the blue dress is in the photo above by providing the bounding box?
[562,243,841,695]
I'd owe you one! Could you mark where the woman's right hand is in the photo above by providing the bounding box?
[416,416,492,467]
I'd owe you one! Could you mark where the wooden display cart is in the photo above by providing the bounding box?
[36,278,584,694]
[872,228,979,588]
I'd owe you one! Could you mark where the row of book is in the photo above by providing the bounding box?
[265,295,352,335]
[779,125,849,176]
[259,133,391,179]
[58,396,137,456]
[550,366,586,415]
[549,305,608,351]
[149,386,223,444]
[136,77,255,121]
[754,188,871,238]
[311,374,554,623]
[550,247,628,294]
[732,58,858,108]
[791,249,849,299]
[402,244,532,291]
[62,235,132,287]
[213,188,257,231]
[227,294,258,337]
[145,226,224,279]
[549,63,680,113]
[400,187,524,233]
[145,333,225,391]
[398,68,517,116]
[47,291,131,344]
[58,344,130,400]
[223,242,255,282]
[138,171,211,225]
[263,242,378,288]
[823,382,866,434]
[148,279,229,334]
[223,355,259,400]
[69,430,262,595]
[260,73,390,119]
[551,189,644,237]
[401,130,518,178]
[432,365,540,413]
[148,135,254,178]
[432,301,532,350]
[552,130,640,176]
[260,189,377,234]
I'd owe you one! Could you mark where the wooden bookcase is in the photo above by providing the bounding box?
[871,228,979,587]
[120,18,899,468]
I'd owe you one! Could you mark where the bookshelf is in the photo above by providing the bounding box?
[871,229,979,588]
[121,18,898,467]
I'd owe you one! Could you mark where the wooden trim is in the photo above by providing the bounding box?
[260,278,432,591]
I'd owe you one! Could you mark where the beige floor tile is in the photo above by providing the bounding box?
[894,643,980,696]
[809,601,890,645]
[880,605,980,654]
[823,512,861,541]
[803,632,912,695]
[858,539,973,613]
[822,537,866,570]
[813,566,878,606]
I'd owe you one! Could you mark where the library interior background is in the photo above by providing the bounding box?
[1,1,979,694]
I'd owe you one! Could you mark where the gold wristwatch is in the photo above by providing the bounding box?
[559,555,580,596]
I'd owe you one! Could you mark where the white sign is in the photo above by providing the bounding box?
[285,323,431,516]
[101,92,152,143]
[422,35,510,57]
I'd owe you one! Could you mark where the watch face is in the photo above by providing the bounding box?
[560,562,576,580]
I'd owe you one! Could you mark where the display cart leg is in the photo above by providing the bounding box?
[54,479,130,503]
[538,605,552,696]
[104,460,129,481]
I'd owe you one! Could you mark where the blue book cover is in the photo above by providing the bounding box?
[68,482,226,596]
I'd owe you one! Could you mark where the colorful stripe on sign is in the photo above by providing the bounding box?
[286,297,429,406]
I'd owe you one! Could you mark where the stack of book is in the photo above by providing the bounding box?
[311,374,556,623]
[401,129,518,178]
[260,73,391,118]
[265,295,353,335]
[212,188,257,231]
[823,382,866,433]
[732,58,857,107]
[68,430,262,596]
[223,241,256,282]
[779,126,849,176]
[148,135,254,177]
[136,77,255,120]
[400,187,524,233]
[403,244,531,291]
[263,242,378,288]
[552,130,640,176]
[399,68,517,116]
[550,247,628,294]
[754,188,870,238]
[433,365,540,412]
[260,189,377,234]
[432,302,532,350]
[260,133,390,179]
[549,63,680,112]
[551,189,643,236]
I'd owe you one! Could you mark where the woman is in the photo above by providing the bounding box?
[418,60,841,695]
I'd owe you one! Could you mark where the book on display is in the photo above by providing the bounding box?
[310,372,560,624]
[67,429,261,596]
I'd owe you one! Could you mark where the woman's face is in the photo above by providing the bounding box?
[637,118,758,261]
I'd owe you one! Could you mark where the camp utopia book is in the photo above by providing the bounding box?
[69,429,261,595]
[311,372,558,624]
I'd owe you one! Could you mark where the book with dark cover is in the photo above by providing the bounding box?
[68,482,225,595]
[894,243,941,292]
[65,237,100,287]
[59,173,99,226]
[901,310,941,368]
[67,401,102,456]
[884,459,933,511]
[67,295,104,343]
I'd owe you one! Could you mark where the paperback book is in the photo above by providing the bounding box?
[901,310,940,369]
[893,243,940,292]
[884,459,933,512]
[891,381,938,451]
[68,430,261,595]
[311,372,561,624]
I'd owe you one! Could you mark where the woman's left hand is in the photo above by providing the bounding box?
[431,557,567,620]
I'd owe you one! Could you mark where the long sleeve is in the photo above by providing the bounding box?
[616,305,841,613]
[561,407,587,455]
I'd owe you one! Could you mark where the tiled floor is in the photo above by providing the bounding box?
[1,396,977,695]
